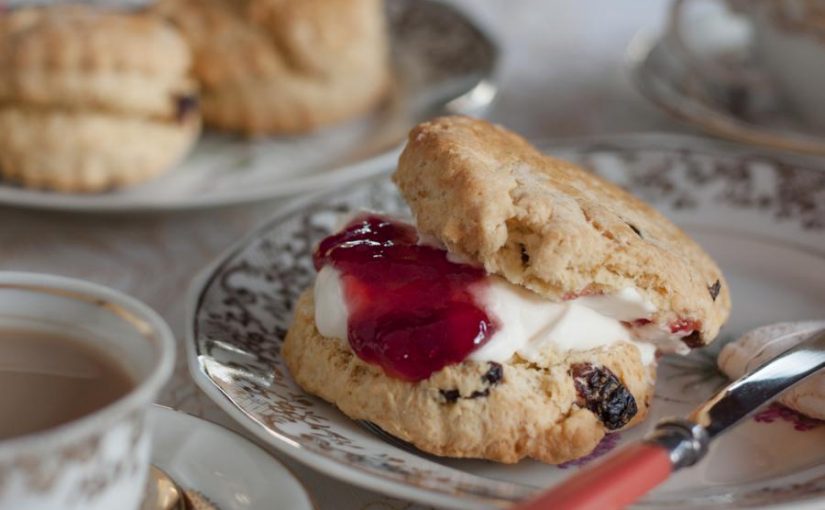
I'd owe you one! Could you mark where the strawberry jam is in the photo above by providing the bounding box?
[313,215,496,381]
[670,318,701,335]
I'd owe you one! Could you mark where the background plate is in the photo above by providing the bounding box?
[187,134,825,509]
[0,0,496,212]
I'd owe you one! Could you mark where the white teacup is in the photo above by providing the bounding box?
[0,273,175,510]
[670,0,825,130]
[746,0,825,130]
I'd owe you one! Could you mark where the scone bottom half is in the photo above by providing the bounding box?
[285,213,655,464]
[283,116,730,464]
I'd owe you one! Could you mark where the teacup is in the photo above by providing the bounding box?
[669,0,825,130]
[746,0,825,130]
[0,272,174,510]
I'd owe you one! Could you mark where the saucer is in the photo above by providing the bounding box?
[149,406,315,510]
[186,133,825,509]
[627,6,825,155]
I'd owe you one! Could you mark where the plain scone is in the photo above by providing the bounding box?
[0,5,200,192]
[153,0,391,136]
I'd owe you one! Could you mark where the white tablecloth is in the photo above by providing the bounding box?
[0,2,685,508]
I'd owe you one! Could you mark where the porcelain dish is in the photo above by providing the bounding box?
[187,134,825,509]
[149,406,315,510]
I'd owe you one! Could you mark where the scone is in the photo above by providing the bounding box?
[0,5,200,193]
[283,116,731,464]
[153,0,390,136]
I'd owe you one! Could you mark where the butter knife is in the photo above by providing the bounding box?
[514,327,825,510]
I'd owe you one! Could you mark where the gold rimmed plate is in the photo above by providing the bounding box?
[186,134,825,509]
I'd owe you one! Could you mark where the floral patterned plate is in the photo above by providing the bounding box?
[186,133,825,509]
[0,0,496,213]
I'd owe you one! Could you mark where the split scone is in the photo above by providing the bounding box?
[284,116,731,464]
[153,0,391,136]
[0,5,200,192]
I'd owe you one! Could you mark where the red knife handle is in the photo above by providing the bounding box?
[513,418,709,510]
[512,442,672,510]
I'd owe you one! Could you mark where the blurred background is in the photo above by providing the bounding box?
[446,0,672,137]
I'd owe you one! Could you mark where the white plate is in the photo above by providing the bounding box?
[0,0,496,213]
[149,405,315,510]
[186,133,825,509]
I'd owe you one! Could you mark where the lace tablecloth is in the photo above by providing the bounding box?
[0,1,677,508]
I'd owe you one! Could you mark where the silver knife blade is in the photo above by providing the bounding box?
[690,328,825,439]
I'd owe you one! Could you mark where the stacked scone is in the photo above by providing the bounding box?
[0,5,200,192]
[0,0,390,192]
[284,116,731,464]
[153,0,391,136]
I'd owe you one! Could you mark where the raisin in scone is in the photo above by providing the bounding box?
[0,5,200,192]
[283,116,731,464]
[153,0,390,136]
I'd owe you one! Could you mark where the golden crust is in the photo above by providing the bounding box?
[0,107,199,193]
[153,0,391,135]
[394,116,731,345]
[0,5,195,118]
[0,5,200,192]
[284,290,654,464]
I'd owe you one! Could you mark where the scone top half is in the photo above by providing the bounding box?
[394,116,731,351]
[0,5,198,121]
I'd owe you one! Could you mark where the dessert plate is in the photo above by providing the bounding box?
[149,405,315,510]
[627,3,825,155]
[186,133,825,509]
[0,0,496,213]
